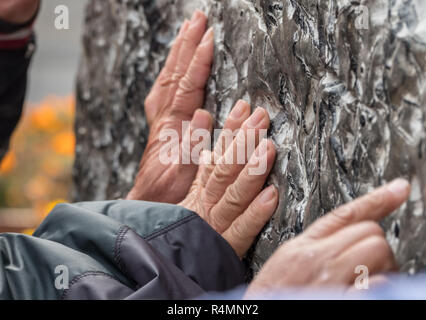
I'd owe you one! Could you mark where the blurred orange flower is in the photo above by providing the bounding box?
[30,104,59,132]
[0,95,75,228]
[0,152,16,174]
[52,132,75,155]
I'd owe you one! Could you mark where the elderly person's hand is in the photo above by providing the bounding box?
[127,10,215,204]
[245,179,410,297]
[0,0,39,23]
[127,10,280,258]
[179,100,279,258]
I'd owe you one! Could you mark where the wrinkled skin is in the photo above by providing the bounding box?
[2,2,414,295]
[127,12,280,258]
[180,101,279,258]
[75,0,426,275]
[126,10,411,291]
[246,179,410,296]
[127,11,215,204]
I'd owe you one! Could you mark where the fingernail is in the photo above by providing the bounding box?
[179,20,190,36]
[248,107,266,127]
[192,110,211,129]
[259,185,276,203]
[201,27,214,45]
[190,10,204,26]
[230,100,247,119]
[388,178,410,198]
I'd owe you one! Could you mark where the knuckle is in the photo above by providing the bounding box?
[246,202,269,232]
[182,32,191,44]
[178,75,200,95]
[230,220,247,241]
[156,69,184,89]
[213,164,231,185]
[331,205,356,225]
[171,70,185,84]
[368,235,396,270]
[225,184,245,212]
[362,221,385,237]
[182,33,197,50]
[369,236,392,257]
[157,70,177,87]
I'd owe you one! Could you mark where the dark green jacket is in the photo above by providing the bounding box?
[0,201,245,299]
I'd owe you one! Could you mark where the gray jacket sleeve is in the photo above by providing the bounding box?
[0,201,245,300]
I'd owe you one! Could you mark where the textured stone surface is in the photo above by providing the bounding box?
[75,0,426,277]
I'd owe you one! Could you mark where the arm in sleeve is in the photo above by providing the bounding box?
[0,6,38,160]
[0,200,245,300]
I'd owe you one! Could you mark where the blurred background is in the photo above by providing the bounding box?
[0,1,87,232]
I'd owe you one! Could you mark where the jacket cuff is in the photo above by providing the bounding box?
[144,211,246,293]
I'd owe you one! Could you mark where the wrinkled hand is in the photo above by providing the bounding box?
[245,179,411,297]
[127,11,214,203]
[179,100,279,258]
[0,0,39,23]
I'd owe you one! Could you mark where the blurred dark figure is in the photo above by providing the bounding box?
[0,0,40,160]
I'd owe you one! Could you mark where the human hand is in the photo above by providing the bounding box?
[127,10,215,203]
[246,179,411,297]
[0,0,39,24]
[179,100,279,258]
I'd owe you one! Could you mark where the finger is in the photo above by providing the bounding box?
[222,185,279,258]
[213,100,251,159]
[145,19,190,124]
[153,19,189,89]
[164,110,212,203]
[305,179,410,239]
[210,139,276,231]
[145,10,207,124]
[320,221,385,257]
[180,109,213,166]
[172,27,214,118]
[331,236,397,285]
[185,149,214,197]
[203,107,270,207]
[198,149,214,187]
[174,10,207,83]
[201,100,251,184]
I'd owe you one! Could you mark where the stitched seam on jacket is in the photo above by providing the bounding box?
[144,213,198,241]
[113,225,131,278]
[61,271,116,300]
